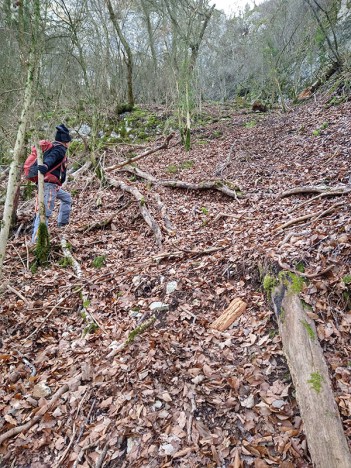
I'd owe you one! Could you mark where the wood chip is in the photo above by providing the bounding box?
[210,298,247,331]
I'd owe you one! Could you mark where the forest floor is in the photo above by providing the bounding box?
[0,90,350,468]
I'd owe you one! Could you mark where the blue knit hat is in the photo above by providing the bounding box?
[55,124,71,142]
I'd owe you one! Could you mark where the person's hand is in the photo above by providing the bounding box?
[38,164,48,175]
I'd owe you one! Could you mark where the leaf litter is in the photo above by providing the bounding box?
[0,93,350,467]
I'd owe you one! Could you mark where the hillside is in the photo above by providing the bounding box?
[0,92,350,467]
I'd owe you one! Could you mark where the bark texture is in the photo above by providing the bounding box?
[271,277,351,468]
[0,57,35,276]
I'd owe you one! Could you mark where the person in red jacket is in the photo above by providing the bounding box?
[31,124,72,244]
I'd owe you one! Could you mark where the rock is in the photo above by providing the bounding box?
[166,281,177,294]
[76,123,91,136]
[272,399,286,409]
[32,382,52,399]
[149,302,169,312]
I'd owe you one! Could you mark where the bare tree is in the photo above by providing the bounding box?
[0,0,45,277]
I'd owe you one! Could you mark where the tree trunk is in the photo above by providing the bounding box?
[270,273,351,468]
[34,142,50,265]
[0,56,36,278]
[105,0,134,108]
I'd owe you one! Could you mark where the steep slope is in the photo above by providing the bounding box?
[1,94,350,467]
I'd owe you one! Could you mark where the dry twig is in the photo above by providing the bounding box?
[0,384,70,445]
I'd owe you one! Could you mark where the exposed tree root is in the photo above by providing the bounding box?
[214,141,235,176]
[270,275,351,468]
[69,160,93,180]
[275,201,344,230]
[0,382,72,445]
[153,193,175,235]
[121,165,242,199]
[61,237,107,334]
[105,176,163,246]
[106,316,157,359]
[105,133,175,172]
[276,254,334,279]
[288,189,351,213]
[77,201,132,233]
[280,185,350,198]
[151,245,228,261]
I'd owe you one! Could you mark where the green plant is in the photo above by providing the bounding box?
[181,160,194,170]
[295,262,305,273]
[312,129,321,136]
[342,274,351,285]
[167,164,178,174]
[69,140,84,154]
[278,271,305,293]
[200,207,209,215]
[245,120,256,128]
[83,322,99,336]
[92,255,106,268]
[263,275,277,296]
[23,182,36,201]
[58,256,73,268]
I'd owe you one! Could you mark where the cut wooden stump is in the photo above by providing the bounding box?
[210,298,247,331]
[270,273,351,468]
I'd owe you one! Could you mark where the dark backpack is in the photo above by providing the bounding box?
[23,140,65,183]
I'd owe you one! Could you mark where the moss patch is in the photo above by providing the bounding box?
[307,371,324,393]
[263,275,278,297]
[92,255,106,268]
[278,271,305,294]
[301,319,316,341]
[342,274,351,285]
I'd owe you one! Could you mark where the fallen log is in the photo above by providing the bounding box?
[121,165,242,199]
[210,298,247,331]
[105,176,163,246]
[105,133,175,172]
[267,272,351,468]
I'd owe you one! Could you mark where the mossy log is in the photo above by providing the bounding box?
[270,273,351,468]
